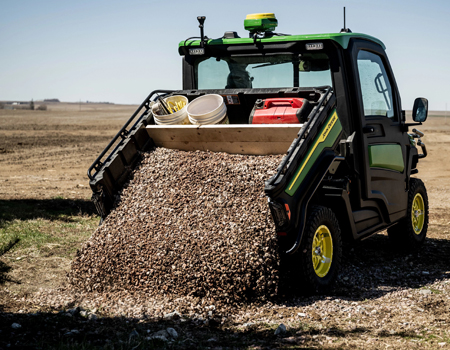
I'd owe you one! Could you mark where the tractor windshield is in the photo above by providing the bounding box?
[195,53,332,90]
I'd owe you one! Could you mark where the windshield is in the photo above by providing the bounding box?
[195,53,332,89]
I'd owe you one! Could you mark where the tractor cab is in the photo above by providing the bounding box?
[178,14,428,239]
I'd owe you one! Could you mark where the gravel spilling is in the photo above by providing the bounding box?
[69,148,283,303]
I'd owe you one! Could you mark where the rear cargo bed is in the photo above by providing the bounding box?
[88,87,335,222]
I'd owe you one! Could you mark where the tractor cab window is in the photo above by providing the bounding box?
[357,50,396,120]
[195,53,332,90]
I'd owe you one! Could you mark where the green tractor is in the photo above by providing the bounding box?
[88,13,429,293]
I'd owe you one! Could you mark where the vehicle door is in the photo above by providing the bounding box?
[350,40,410,220]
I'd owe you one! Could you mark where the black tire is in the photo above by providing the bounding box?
[388,178,428,251]
[297,205,342,294]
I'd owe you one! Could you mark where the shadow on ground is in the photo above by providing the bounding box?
[0,238,20,286]
[1,199,448,348]
[0,307,422,350]
[278,234,450,307]
[335,234,450,298]
[0,199,97,227]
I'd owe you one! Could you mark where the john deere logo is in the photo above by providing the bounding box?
[321,114,338,140]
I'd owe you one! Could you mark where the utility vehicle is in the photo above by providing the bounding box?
[88,13,429,292]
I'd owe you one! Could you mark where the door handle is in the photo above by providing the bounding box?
[363,126,375,134]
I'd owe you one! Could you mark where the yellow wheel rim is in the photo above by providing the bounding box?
[411,193,425,235]
[312,225,333,278]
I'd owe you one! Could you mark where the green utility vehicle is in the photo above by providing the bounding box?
[88,13,429,292]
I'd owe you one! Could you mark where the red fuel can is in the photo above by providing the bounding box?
[249,98,310,124]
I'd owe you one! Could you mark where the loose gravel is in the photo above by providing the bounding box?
[69,148,283,304]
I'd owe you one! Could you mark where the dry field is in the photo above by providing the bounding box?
[0,102,136,201]
[0,103,449,349]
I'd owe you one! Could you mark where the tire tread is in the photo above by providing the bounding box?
[298,205,342,294]
[388,178,429,250]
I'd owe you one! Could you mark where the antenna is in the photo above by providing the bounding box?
[344,7,346,30]
[340,7,352,33]
[197,16,206,48]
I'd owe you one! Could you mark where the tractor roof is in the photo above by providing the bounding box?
[178,32,385,55]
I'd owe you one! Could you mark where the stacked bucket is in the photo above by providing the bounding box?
[152,94,228,125]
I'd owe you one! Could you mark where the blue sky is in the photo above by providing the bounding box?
[1,0,449,110]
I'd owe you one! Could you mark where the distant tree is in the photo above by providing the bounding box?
[30,99,34,110]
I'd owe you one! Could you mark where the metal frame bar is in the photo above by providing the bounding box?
[87,89,174,180]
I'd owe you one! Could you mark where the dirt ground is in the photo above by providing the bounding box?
[0,102,136,201]
[1,105,448,208]
[1,104,449,349]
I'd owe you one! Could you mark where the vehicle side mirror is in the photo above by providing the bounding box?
[412,97,428,123]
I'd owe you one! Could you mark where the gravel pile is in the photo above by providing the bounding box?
[69,148,283,303]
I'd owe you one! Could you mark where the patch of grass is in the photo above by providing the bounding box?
[418,328,450,344]
[0,199,98,258]
[290,321,312,334]
[429,288,442,294]
[0,217,98,257]
[417,286,443,294]
[0,199,99,295]
[2,219,58,250]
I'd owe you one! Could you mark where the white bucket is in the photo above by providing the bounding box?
[187,94,228,125]
[152,95,190,125]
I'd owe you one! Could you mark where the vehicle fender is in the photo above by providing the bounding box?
[285,155,345,254]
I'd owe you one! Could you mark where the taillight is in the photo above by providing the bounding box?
[268,199,289,230]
